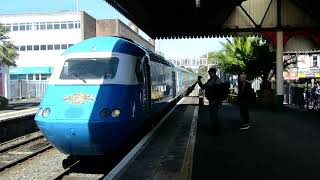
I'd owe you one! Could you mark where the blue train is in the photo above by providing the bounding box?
[35,36,196,156]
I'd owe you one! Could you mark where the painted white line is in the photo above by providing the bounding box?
[180,106,198,180]
[104,99,183,180]
[0,107,38,122]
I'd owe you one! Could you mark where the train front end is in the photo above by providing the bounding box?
[35,37,146,155]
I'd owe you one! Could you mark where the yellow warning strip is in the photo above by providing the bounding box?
[180,106,198,180]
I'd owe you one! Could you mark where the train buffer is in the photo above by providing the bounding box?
[104,95,320,180]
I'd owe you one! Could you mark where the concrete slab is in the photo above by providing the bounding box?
[193,103,320,180]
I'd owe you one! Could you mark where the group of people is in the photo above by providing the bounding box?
[312,81,320,110]
[296,81,320,110]
[197,67,253,135]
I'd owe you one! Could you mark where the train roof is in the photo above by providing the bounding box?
[63,36,146,57]
[63,36,177,68]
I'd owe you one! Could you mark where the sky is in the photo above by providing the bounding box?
[1,0,226,59]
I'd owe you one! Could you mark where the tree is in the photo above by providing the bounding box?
[0,24,17,67]
[198,65,208,82]
[212,37,278,90]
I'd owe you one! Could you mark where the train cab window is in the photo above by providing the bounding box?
[135,59,143,83]
[59,58,119,80]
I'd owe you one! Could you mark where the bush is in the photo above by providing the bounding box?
[0,96,8,109]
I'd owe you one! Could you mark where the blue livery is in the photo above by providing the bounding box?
[35,36,196,156]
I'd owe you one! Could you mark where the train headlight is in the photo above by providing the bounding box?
[37,108,43,116]
[42,108,51,118]
[111,109,121,117]
[100,108,112,118]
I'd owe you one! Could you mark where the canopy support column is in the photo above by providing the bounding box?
[276,30,284,111]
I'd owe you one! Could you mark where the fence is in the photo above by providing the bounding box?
[8,80,48,100]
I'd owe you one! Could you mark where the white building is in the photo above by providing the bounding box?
[0,11,154,99]
[171,57,208,73]
[284,51,320,80]
[0,11,96,83]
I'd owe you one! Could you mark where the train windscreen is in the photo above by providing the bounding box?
[59,57,119,80]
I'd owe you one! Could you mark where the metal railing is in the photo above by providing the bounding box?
[8,80,48,100]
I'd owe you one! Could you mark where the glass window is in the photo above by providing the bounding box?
[20,46,26,51]
[135,59,143,83]
[59,58,119,80]
[54,44,60,50]
[27,74,34,80]
[10,74,26,80]
[5,24,12,31]
[26,23,32,31]
[35,74,40,80]
[33,45,39,51]
[40,45,46,50]
[33,22,40,30]
[68,21,74,29]
[61,44,68,50]
[54,22,60,29]
[12,23,19,31]
[75,21,80,28]
[68,44,74,48]
[27,45,33,51]
[41,74,51,80]
[313,56,318,67]
[61,21,67,29]
[40,22,46,30]
[47,45,53,50]
[47,22,53,30]
[19,23,25,31]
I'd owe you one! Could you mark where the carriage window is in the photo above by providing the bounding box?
[59,58,119,80]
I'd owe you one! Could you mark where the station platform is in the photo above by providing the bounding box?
[107,96,320,180]
[193,100,320,180]
[0,100,39,122]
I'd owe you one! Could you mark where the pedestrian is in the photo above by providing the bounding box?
[237,72,255,130]
[198,67,222,135]
[315,81,320,111]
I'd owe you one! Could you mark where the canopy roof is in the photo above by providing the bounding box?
[106,0,320,39]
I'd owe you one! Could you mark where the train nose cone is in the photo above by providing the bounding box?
[64,107,84,118]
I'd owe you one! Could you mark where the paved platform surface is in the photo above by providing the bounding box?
[115,97,199,180]
[0,100,40,114]
[193,102,320,180]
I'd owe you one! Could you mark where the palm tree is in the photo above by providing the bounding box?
[0,23,17,67]
[210,37,277,90]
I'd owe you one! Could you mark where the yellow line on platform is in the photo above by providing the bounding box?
[180,106,198,180]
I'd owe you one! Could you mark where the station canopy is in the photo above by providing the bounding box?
[105,0,320,39]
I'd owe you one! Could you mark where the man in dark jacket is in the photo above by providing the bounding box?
[198,67,222,135]
[237,72,254,129]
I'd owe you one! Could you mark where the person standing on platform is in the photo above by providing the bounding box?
[237,72,255,130]
[315,81,320,111]
[198,67,222,135]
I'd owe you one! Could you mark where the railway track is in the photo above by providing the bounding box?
[52,160,105,180]
[0,131,52,172]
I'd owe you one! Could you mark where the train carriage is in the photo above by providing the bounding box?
[35,36,196,155]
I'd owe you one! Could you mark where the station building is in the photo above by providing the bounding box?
[284,51,320,80]
[171,57,208,73]
[0,11,154,99]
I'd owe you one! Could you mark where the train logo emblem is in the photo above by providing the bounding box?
[64,93,95,105]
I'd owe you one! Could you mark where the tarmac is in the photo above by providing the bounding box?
[193,102,320,180]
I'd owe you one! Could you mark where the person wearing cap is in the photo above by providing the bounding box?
[198,67,222,135]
